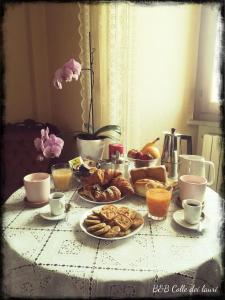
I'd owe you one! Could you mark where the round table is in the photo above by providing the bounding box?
[2,186,223,298]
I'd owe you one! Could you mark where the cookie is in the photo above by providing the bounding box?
[100,209,118,221]
[86,222,106,232]
[108,219,116,227]
[101,205,118,213]
[131,216,144,229]
[117,206,130,215]
[114,214,132,231]
[92,209,101,216]
[127,209,137,220]
[118,207,137,220]
[87,214,101,220]
[84,219,101,226]
[103,226,121,238]
[93,225,111,236]
[117,229,131,237]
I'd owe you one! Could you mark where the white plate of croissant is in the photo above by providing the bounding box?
[78,186,126,204]
[80,204,144,240]
[78,168,134,204]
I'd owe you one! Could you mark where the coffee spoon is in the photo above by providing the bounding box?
[197,212,205,233]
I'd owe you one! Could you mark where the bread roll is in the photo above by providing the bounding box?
[130,165,167,184]
[134,178,165,197]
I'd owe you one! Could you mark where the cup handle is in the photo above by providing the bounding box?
[59,200,65,212]
[205,161,215,186]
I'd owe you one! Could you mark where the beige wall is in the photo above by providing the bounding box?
[4,3,83,132]
[4,3,83,159]
[3,3,200,156]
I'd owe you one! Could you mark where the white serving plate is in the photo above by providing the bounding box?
[80,205,144,240]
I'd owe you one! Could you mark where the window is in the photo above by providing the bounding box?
[79,3,221,152]
[211,13,222,103]
[193,4,222,122]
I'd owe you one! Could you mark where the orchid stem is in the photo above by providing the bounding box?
[81,32,95,135]
[89,31,94,134]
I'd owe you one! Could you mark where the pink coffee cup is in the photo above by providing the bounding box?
[24,173,50,203]
[179,174,207,204]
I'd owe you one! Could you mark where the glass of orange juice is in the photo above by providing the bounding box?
[146,186,172,220]
[51,163,73,191]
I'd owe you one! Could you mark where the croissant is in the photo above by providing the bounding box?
[110,176,134,196]
[80,169,105,186]
[79,188,96,201]
[94,186,121,202]
[80,169,121,186]
[102,169,122,185]
[84,186,120,202]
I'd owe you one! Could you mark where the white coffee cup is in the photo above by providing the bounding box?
[179,175,207,204]
[24,173,50,203]
[182,199,202,225]
[49,192,66,216]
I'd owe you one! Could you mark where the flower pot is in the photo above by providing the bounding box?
[76,136,105,161]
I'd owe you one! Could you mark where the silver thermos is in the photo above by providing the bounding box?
[161,128,192,180]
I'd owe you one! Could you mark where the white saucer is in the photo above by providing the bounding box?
[39,205,66,221]
[173,209,206,231]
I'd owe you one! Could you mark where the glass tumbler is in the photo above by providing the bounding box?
[146,186,172,220]
[51,163,73,192]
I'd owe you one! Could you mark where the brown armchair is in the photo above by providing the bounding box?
[1,119,62,203]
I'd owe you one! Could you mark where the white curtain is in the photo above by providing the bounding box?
[78,2,134,147]
[78,3,202,154]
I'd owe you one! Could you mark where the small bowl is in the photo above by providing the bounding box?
[128,157,158,169]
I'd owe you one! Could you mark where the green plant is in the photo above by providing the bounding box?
[53,32,121,142]
[75,124,121,141]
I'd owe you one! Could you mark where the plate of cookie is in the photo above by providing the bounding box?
[80,204,144,240]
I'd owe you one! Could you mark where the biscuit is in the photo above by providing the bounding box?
[117,207,130,215]
[131,217,144,229]
[84,219,101,226]
[100,210,118,221]
[117,229,131,237]
[114,214,132,231]
[93,225,111,236]
[117,207,137,220]
[87,214,101,220]
[101,205,118,213]
[86,223,106,232]
[108,219,116,227]
[127,210,137,220]
[103,226,121,238]
[92,209,101,216]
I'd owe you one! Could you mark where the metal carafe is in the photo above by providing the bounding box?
[161,128,192,179]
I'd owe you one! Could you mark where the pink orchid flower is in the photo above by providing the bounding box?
[34,127,64,159]
[64,58,81,76]
[53,58,81,89]
[61,67,74,82]
[53,69,63,89]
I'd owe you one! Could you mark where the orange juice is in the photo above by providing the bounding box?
[52,168,73,191]
[146,188,172,220]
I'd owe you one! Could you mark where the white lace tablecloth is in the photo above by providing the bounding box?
[2,186,223,298]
